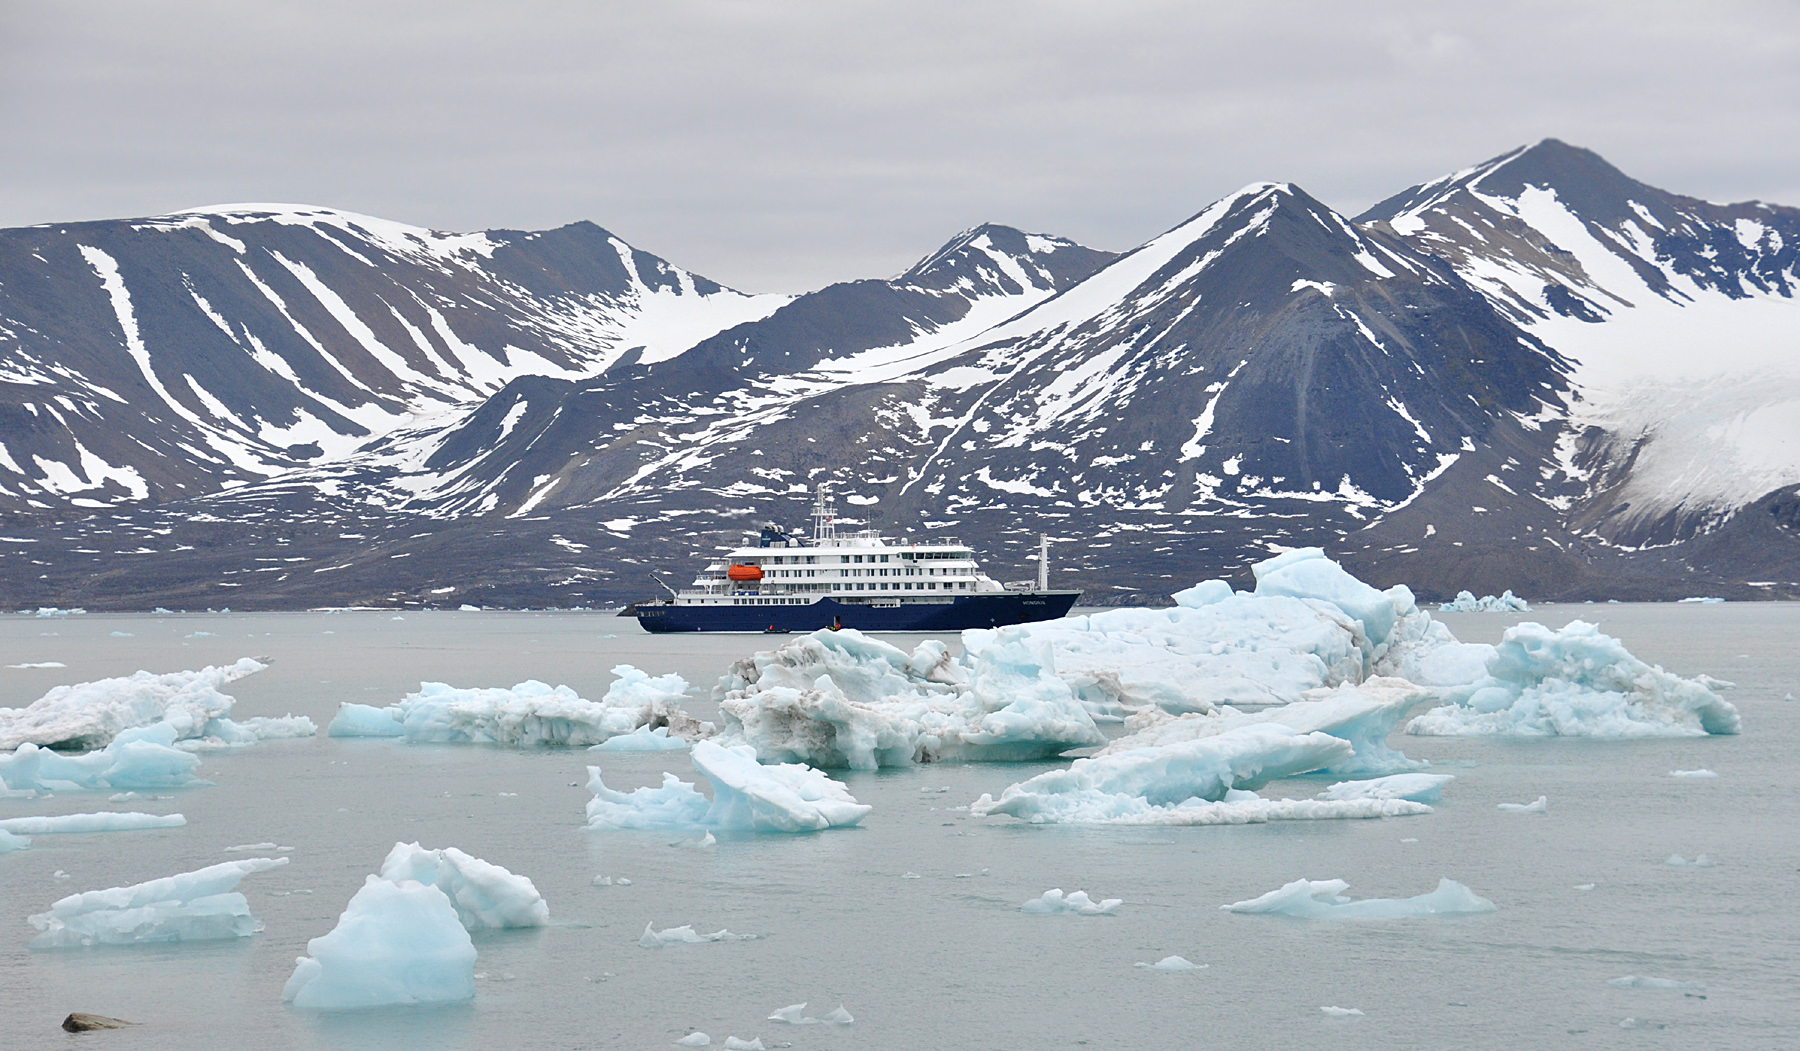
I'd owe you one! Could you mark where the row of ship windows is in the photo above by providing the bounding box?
[736,581,970,596]
[759,553,969,565]
[763,567,969,579]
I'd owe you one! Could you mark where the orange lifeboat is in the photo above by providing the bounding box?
[726,563,763,582]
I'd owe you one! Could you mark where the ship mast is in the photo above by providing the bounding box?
[811,484,837,543]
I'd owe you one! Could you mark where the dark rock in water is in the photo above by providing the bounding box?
[62,1013,138,1032]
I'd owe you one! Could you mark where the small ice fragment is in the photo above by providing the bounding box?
[498,792,517,797]
[1618,1018,1638,1028]
[592,876,613,886]
[1321,1006,1364,1017]
[954,872,973,878]
[1574,883,1596,891]
[674,1033,711,1046]
[768,1004,811,1024]
[1135,955,1205,971]
[8,662,67,669]
[1608,976,1705,991]
[1497,796,1548,812]
[821,1006,852,1025]
[111,632,133,637]
[902,872,921,880]
[617,877,632,885]
[54,869,71,878]
[1400,838,1419,844]
[1670,769,1718,779]
[223,841,279,853]
[108,792,138,802]
[722,1039,763,1051]
[639,922,758,947]
[1020,888,1121,915]
[1785,693,1796,702]
[672,832,717,849]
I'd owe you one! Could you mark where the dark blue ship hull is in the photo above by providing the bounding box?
[624,591,1081,633]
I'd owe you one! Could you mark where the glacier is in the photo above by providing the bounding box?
[713,630,1103,770]
[29,856,287,948]
[1406,620,1741,737]
[283,876,477,1010]
[585,740,870,833]
[377,842,549,929]
[0,658,313,752]
[327,665,701,747]
[1221,877,1497,919]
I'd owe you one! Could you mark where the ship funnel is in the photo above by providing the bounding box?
[1038,534,1049,591]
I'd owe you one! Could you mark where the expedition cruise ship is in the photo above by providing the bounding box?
[624,488,1080,633]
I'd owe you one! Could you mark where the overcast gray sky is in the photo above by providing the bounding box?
[2,1,1796,292]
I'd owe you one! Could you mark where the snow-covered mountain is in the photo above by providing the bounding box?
[1360,140,1800,547]
[0,205,787,512]
[1,143,1796,609]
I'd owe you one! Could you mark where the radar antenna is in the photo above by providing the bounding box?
[811,483,838,543]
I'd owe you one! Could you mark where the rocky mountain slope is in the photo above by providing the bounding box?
[1,144,1796,609]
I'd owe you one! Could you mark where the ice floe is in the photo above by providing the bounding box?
[377,842,549,929]
[0,658,313,752]
[1321,1006,1365,1017]
[282,875,476,1009]
[1439,590,1530,612]
[1317,773,1454,803]
[0,811,185,834]
[1406,620,1741,737]
[1497,796,1548,813]
[675,1035,711,1047]
[1221,877,1496,919]
[972,723,1430,825]
[585,740,870,833]
[1020,888,1120,915]
[1664,854,1715,867]
[714,630,1102,769]
[29,856,287,948]
[1670,768,1719,779]
[638,922,760,946]
[767,1003,853,1025]
[327,665,703,747]
[1136,955,1205,971]
[1608,976,1705,990]
[0,828,29,852]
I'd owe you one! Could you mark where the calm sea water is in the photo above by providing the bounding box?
[0,604,1795,1050]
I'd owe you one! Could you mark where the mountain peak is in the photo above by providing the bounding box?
[898,224,1116,295]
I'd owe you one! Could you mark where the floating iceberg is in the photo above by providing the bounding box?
[1020,889,1120,915]
[377,842,549,929]
[972,723,1429,825]
[327,665,703,748]
[714,630,1103,770]
[1317,773,1455,804]
[1439,590,1530,613]
[29,857,287,948]
[1097,678,1432,777]
[1321,1006,1365,1017]
[0,811,185,834]
[283,875,476,1009]
[1670,769,1719,779]
[1406,620,1741,738]
[675,1035,711,1047]
[0,724,209,791]
[585,740,871,833]
[0,828,29,852]
[1221,877,1496,919]
[590,725,691,752]
[0,658,312,752]
[1136,956,1204,971]
[638,922,759,947]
